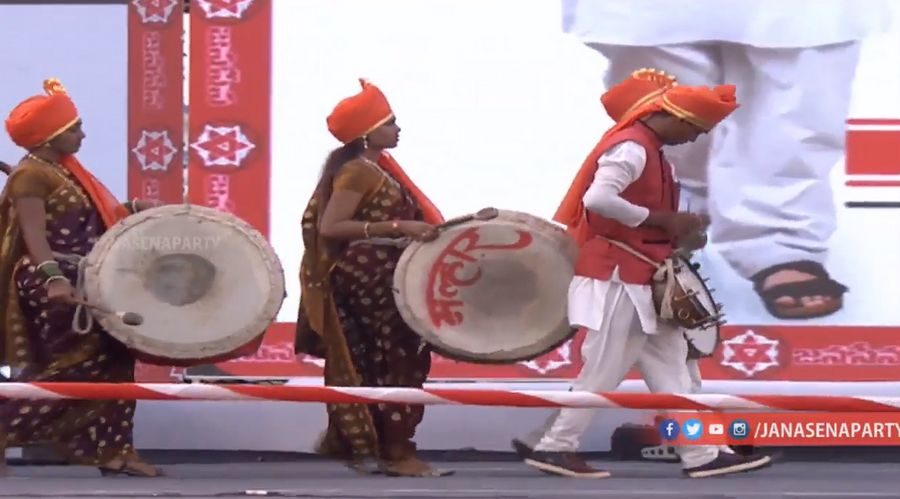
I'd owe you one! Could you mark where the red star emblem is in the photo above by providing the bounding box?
[190,124,255,168]
[132,130,177,172]
[197,0,254,18]
[132,0,178,23]
[720,330,779,376]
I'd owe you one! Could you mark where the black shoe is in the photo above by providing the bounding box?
[524,451,611,478]
[511,438,533,459]
[683,451,772,478]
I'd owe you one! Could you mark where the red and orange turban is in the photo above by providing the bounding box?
[4,79,129,229]
[326,79,394,144]
[658,84,739,131]
[5,78,80,149]
[324,78,444,224]
[601,68,678,122]
[554,79,739,244]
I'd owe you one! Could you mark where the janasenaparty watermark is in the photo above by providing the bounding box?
[120,235,225,252]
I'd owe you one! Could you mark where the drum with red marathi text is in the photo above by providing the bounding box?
[393,209,578,364]
[81,204,285,366]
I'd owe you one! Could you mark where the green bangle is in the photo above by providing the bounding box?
[38,262,63,278]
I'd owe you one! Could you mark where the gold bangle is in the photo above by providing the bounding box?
[363,222,372,238]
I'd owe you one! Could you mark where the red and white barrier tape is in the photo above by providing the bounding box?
[0,383,898,412]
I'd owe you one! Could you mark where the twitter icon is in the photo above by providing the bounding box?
[682,419,703,440]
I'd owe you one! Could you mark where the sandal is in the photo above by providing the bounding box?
[314,437,383,475]
[380,458,455,477]
[98,458,164,477]
[751,261,848,319]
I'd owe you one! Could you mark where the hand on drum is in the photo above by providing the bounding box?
[660,212,707,239]
[398,220,439,242]
[133,199,163,212]
[678,230,708,251]
[46,278,79,305]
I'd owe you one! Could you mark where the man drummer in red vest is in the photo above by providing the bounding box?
[518,75,773,478]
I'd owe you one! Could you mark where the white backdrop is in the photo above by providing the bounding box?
[0,4,129,198]
[270,0,900,326]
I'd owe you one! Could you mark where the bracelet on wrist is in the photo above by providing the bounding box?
[42,275,69,288]
[37,261,63,278]
[363,222,372,238]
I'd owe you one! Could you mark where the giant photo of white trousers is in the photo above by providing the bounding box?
[591,42,858,280]
[561,0,891,316]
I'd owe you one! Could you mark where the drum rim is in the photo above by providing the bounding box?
[82,204,286,360]
[393,209,578,364]
[671,254,721,358]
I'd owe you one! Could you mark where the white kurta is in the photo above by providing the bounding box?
[567,141,665,335]
[561,0,891,48]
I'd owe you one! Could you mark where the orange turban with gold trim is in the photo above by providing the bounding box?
[600,68,678,122]
[5,78,79,149]
[659,84,739,131]
[554,81,739,245]
[4,79,129,230]
[326,79,394,144]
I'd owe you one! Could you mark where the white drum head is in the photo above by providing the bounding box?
[83,204,285,363]
[393,209,578,363]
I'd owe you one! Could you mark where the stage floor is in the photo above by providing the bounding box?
[2,460,899,498]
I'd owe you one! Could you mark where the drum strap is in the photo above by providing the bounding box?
[52,252,93,335]
[596,236,678,322]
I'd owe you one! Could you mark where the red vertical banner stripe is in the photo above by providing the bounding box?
[187,0,271,234]
[128,0,186,382]
[184,0,273,378]
[128,0,186,205]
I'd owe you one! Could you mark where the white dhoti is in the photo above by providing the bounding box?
[528,273,718,469]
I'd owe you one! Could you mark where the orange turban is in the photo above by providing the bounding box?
[326,79,394,143]
[658,84,739,131]
[5,79,79,149]
[3,79,129,230]
[600,68,677,122]
[554,82,739,245]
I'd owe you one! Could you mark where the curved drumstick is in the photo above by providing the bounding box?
[0,161,13,176]
[73,298,144,326]
[436,207,499,230]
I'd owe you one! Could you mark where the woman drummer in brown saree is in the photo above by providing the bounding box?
[0,79,162,477]
[296,79,451,477]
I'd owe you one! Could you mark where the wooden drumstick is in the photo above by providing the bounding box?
[436,207,499,230]
[0,161,13,176]
[73,298,144,326]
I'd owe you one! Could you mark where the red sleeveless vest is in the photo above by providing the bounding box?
[573,123,679,284]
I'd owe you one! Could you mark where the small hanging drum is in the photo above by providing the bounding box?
[81,204,285,366]
[393,208,579,364]
[650,254,724,359]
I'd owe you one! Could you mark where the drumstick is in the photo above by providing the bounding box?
[436,207,499,230]
[73,298,144,326]
[0,161,12,176]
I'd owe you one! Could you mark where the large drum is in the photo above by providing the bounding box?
[393,209,578,364]
[82,204,285,366]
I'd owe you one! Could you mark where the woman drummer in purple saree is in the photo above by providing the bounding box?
[0,79,161,477]
[295,79,452,477]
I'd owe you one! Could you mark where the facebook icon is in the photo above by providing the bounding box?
[658,418,680,440]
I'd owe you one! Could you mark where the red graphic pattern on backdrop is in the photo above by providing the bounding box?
[127,1,183,204]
